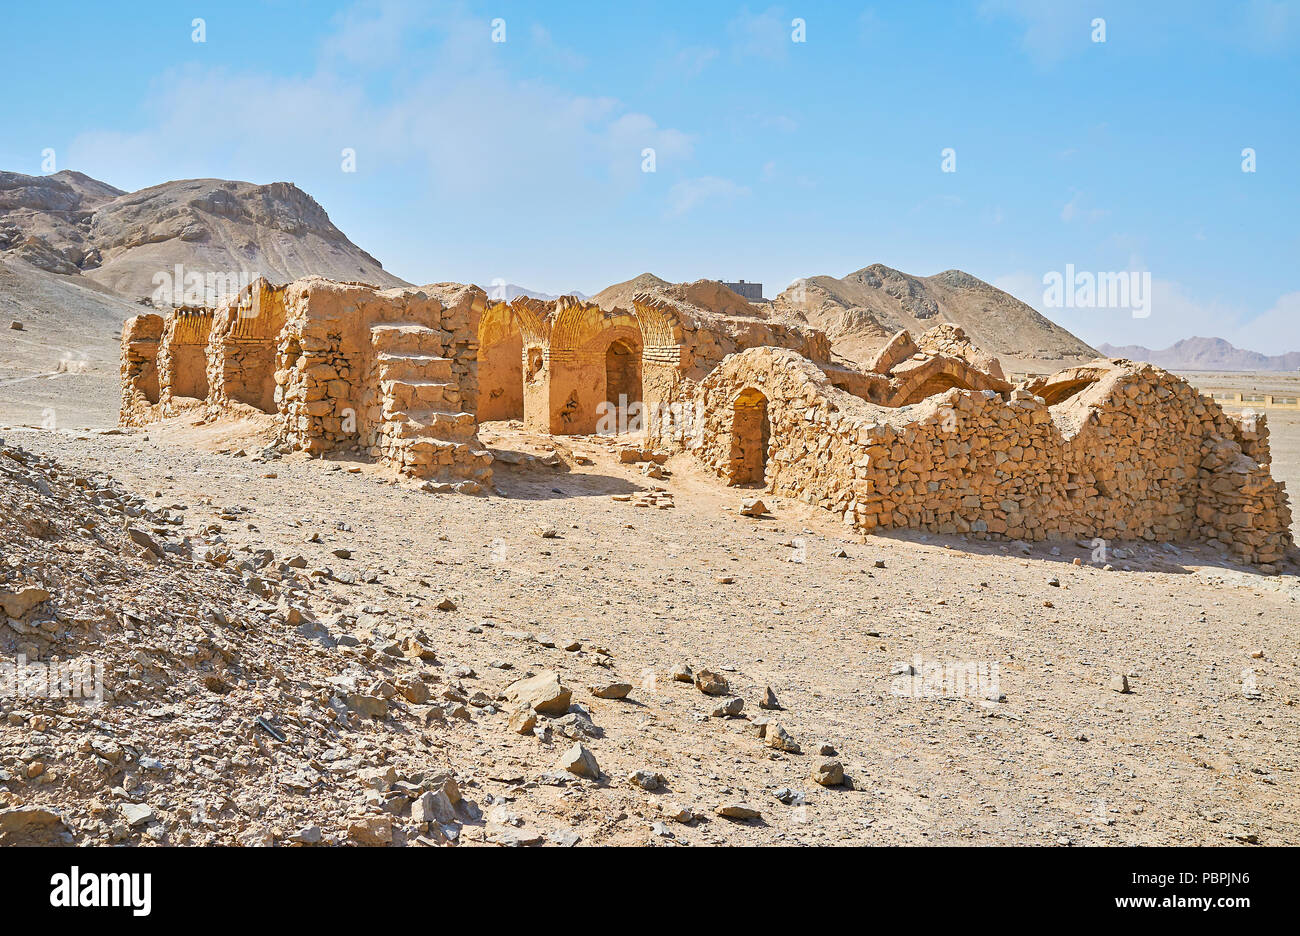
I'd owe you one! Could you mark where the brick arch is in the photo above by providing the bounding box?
[631,295,686,366]
[478,300,525,421]
[889,358,1000,407]
[508,296,552,347]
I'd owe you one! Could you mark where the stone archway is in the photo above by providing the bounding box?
[478,302,525,421]
[730,387,770,485]
[604,338,642,430]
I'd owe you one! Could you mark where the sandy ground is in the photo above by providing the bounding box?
[4,412,1298,846]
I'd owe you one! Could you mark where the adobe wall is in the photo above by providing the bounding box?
[688,347,1292,565]
[508,296,643,435]
[478,300,524,421]
[156,307,214,410]
[274,278,492,486]
[634,292,830,438]
[119,313,164,426]
[206,278,288,414]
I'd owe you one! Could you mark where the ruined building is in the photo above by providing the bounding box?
[121,275,1294,565]
[121,277,493,491]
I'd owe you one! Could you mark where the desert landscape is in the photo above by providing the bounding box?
[1,165,1297,852]
[1,4,1296,875]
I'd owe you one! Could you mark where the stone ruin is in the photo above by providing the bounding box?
[121,276,493,491]
[121,275,1294,565]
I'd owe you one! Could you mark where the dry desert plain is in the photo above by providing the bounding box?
[1,356,1298,845]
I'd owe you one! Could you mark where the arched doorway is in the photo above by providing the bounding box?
[730,387,769,485]
[478,303,525,421]
[604,338,642,430]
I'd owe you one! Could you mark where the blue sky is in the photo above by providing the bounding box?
[2,0,1297,350]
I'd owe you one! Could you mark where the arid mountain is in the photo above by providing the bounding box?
[1097,337,1300,373]
[591,272,673,312]
[770,264,1098,368]
[0,170,408,301]
[1,169,409,428]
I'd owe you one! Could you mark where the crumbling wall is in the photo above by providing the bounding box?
[274,278,492,488]
[119,314,164,426]
[687,347,1292,566]
[509,296,643,435]
[634,292,829,441]
[478,300,525,421]
[206,278,287,414]
[156,307,214,410]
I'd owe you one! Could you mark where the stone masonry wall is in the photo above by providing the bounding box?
[119,313,164,427]
[687,348,1292,566]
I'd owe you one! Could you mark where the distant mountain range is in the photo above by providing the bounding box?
[483,283,590,303]
[1097,337,1300,372]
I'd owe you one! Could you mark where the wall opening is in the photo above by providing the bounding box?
[894,372,976,407]
[730,387,770,485]
[1038,377,1100,406]
[171,345,209,400]
[137,363,160,404]
[479,332,524,421]
[227,341,278,413]
[604,338,642,428]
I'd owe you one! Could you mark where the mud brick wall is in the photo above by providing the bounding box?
[206,279,287,415]
[119,314,164,426]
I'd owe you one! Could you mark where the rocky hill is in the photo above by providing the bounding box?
[0,170,407,301]
[771,264,1098,368]
[1098,337,1300,372]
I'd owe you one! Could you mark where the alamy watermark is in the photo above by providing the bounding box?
[1,654,104,704]
[1043,265,1151,319]
[890,655,1002,705]
[150,264,263,311]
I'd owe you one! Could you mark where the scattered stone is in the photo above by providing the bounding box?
[121,803,155,828]
[711,696,744,717]
[671,663,694,682]
[739,498,767,517]
[665,803,695,823]
[715,803,761,820]
[765,722,802,754]
[774,787,806,806]
[507,704,538,735]
[628,769,667,791]
[0,586,51,619]
[694,669,729,696]
[348,815,393,845]
[505,671,572,716]
[812,759,845,786]
[557,743,600,779]
[759,686,781,710]
[589,681,632,700]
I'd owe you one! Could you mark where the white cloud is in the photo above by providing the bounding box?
[1235,291,1300,351]
[1239,0,1298,51]
[667,176,751,217]
[672,45,719,78]
[1060,190,1109,223]
[980,0,1098,66]
[727,6,791,61]
[530,23,588,70]
[65,2,693,216]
